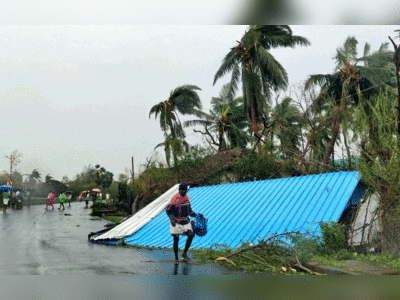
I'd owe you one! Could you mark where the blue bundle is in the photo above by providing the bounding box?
[191,213,208,237]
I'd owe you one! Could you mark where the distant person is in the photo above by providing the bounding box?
[85,192,90,208]
[3,191,10,211]
[166,183,196,264]
[106,193,110,202]
[16,191,23,209]
[78,193,82,202]
[58,192,66,210]
[67,193,72,207]
[0,191,4,212]
[46,192,56,210]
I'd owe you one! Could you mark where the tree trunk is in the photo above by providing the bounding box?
[218,123,224,152]
[343,134,352,169]
[251,93,263,156]
[388,36,400,144]
[396,63,400,138]
[322,90,347,173]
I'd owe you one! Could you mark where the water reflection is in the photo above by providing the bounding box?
[172,263,191,275]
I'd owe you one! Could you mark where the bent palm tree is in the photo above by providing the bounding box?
[305,37,394,172]
[149,85,202,166]
[214,25,310,155]
[29,169,41,182]
[149,85,202,138]
[154,134,189,168]
[184,84,249,151]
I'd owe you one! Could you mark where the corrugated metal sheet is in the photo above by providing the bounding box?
[120,171,363,249]
[92,184,180,241]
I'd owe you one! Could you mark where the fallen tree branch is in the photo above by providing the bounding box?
[293,263,322,275]
[224,232,290,259]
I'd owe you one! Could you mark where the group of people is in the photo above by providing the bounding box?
[45,192,72,211]
[1,190,26,211]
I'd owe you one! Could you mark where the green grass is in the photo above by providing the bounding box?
[311,251,400,273]
[353,253,400,270]
[102,216,125,223]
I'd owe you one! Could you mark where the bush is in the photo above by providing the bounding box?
[91,201,108,211]
[233,151,279,181]
[320,221,346,254]
[290,232,321,264]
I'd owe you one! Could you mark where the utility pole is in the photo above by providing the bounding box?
[131,156,135,192]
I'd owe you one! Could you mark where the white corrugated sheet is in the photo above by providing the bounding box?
[92,184,180,241]
[349,193,380,246]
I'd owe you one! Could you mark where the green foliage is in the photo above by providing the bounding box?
[118,181,128,202]
[355,91,400,253]
[91,201,108,211]
[319,221,346,254]
[233,151,278,181]
[176,145,213,171]
[102,216,125,223]
[290,232,321,264]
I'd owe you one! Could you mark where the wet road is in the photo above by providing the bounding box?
[0,202,242,275]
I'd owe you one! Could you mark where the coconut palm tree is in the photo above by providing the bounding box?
[154,134,189,168]
[305,37,394,172]
[213,25,310,155]
[149,85,202,138]
[269,96,302,158]
[29,169,41,182]
[184,84,249,151]
[149,84,202,166]
[45,174,53,182]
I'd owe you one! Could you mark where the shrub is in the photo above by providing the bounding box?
[290,232,321,263]
[320,221,346,254]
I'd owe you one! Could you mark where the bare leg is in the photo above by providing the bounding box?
[173,235,179,262]
[182,230,194,259]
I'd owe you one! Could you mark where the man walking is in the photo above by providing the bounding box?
[58,192,66,210]
[166,183,196,264]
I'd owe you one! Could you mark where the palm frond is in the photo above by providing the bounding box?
[363,42,371,57]
[226,63,241,102]
[170,85,202,114]
[256,45,288,90]
[149,102,163,119]
[183,119,213,127]
[305,74,337,90]
[213,47,242,85]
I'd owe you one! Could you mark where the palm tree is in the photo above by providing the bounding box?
[29,169,41,182]
[149,85,202,138]
[269,96,302,158]
[149,84,202,166]
[305,37,394,172]
[213,25,310,155]
[184,84,249,151]
[154,134,189,168]
[45,174,53,182]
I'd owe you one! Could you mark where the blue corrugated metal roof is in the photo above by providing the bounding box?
[122,171,363,249]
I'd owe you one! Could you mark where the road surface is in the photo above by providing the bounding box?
[0,202,241,275]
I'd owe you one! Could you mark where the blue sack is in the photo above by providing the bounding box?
[191,213,208,237]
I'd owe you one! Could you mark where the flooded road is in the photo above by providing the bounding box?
[0,202,242,275]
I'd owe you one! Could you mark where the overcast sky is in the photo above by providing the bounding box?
[0,25,399,181]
